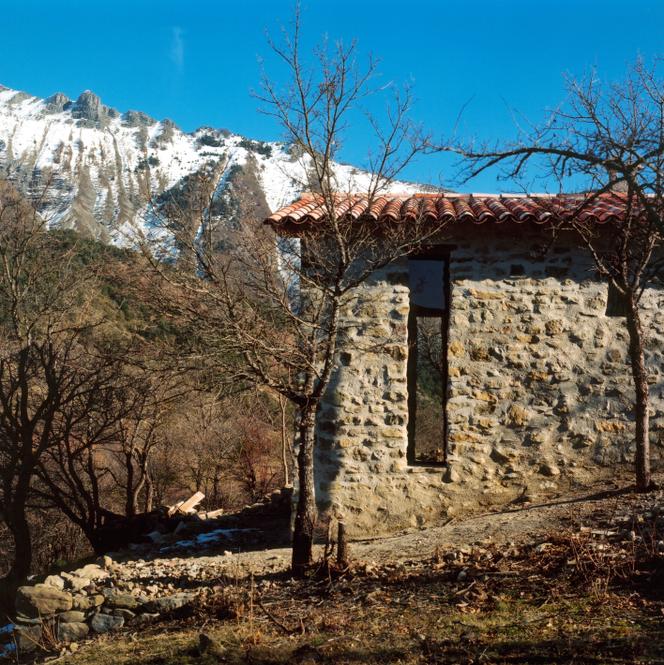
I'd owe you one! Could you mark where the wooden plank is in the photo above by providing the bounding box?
[168,492,205,517]
[200,508,225,520]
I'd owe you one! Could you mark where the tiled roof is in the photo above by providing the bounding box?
[266,192,633,231]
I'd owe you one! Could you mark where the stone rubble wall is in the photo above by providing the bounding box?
[7,488,293,657]
[8,558,198,656]
[314,224,664,535]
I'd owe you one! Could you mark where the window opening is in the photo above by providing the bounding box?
[407,253,450,465]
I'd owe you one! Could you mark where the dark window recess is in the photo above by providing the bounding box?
[407,253,450,466]
[606,282,630,317]
[510,264,525,276]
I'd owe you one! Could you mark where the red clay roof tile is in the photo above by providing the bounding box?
[266,192,636,231]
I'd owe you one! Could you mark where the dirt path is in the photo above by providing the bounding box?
[353,482,623,562]
[113,471,660,590]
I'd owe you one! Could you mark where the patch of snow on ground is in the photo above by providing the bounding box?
[160,528,260,553]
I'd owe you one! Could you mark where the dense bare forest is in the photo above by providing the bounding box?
[0,179,291,609]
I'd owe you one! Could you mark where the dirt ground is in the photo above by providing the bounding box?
[51,471,664,665]
[171,470,656,577]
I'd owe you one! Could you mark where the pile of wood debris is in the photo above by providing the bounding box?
[95,487,293,554]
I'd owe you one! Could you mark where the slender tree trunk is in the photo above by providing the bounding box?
[144,474,154,513]
[291,406,317,577]
[1,496,32,614]
[87,525,107,556]
[212,467,222,507]
[626,294,651,491]
[125,452,136,517]
[279,395,290,487]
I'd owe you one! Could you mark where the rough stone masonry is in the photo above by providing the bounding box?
[314,223,664,535]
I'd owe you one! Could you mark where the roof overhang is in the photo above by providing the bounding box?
[265,192,638,236]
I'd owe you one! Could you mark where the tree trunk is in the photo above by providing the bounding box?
[626,294,651,491]
[291,407,317,577]
[337,521,348,567]
[87,526,107,556]
[125,452,137,518]
[212,467,222,508]
[279,395,290,487]
[0,499,32,615]
[144,474,154,513]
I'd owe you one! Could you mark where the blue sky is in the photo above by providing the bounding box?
[1,0,663,191]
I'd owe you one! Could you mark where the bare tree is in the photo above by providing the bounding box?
[32,370,177,552]
[145,9,446,575]
[440,60,664,490]
[0,181,130,609]
[30,361,133,552]
[109,378,179,518]
[232,413,283,504]
[164,394,239,509]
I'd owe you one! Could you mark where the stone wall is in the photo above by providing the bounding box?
[314,223,664,536]
[9,559,178,656]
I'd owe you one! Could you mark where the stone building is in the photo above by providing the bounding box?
[267,193,664,535]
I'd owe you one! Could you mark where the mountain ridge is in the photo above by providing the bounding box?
[0,84,436,246]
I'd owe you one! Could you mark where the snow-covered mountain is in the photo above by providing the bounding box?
[0,85,432,246]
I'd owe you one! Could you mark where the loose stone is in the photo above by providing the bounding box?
[57,621,89,643]
[15,585,73,618]
[90,613,124,634]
